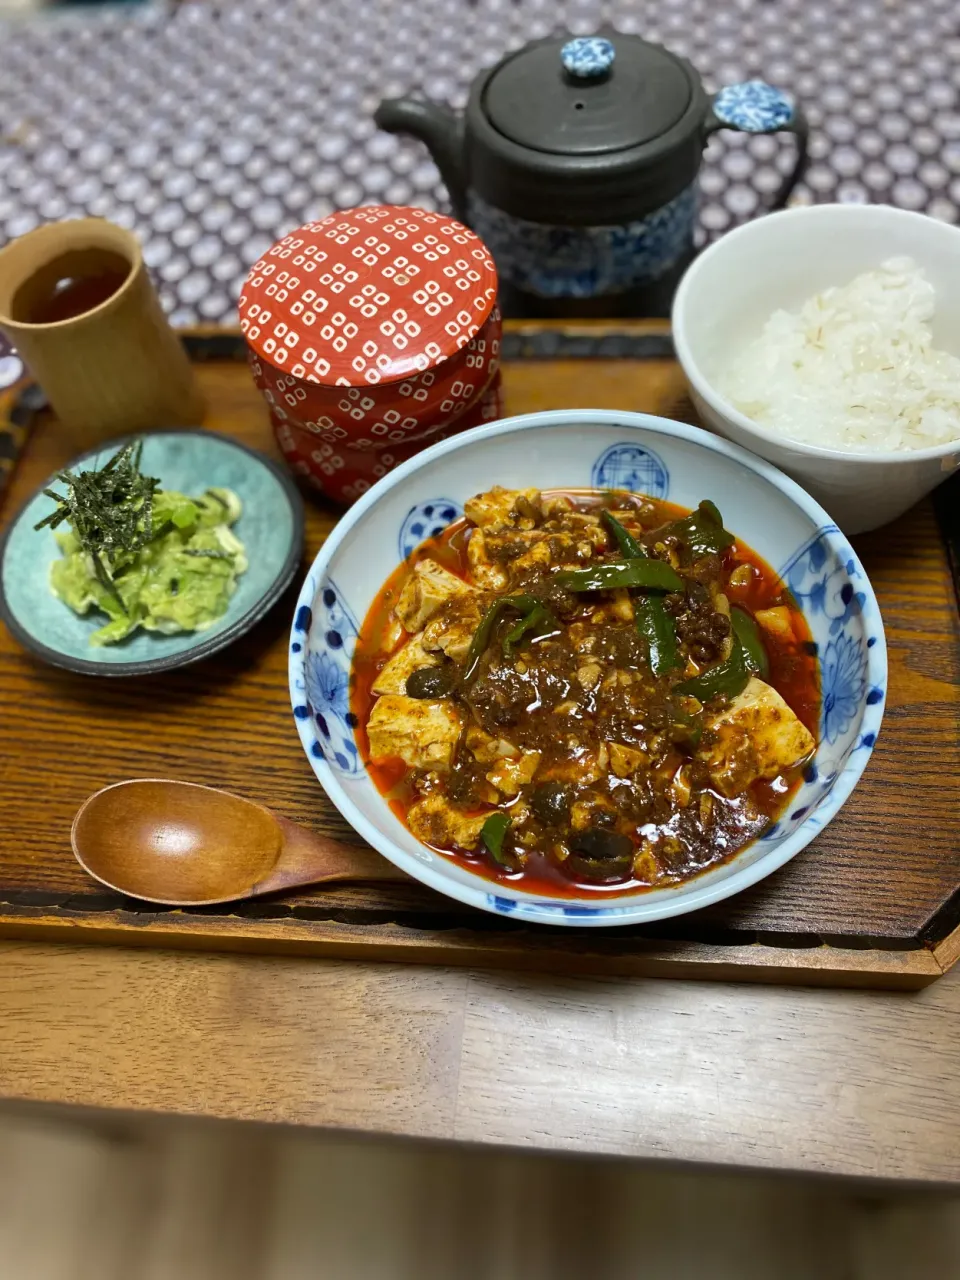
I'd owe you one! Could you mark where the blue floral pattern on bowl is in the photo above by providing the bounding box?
[781,525,872,746]
[745,523,884,854]
[560,36,615,79]
[292,576,362,777]
[466,186,696,300]
[398,499,462,560]
[783,526,867,638]
[591,442,669,498]
[712,81,795,133]
[820,632,867,747]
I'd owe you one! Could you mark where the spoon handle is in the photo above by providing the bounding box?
[248,815,410,896]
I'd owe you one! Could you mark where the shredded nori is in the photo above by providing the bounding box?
[34,440,158,611]
[148,519,175,543]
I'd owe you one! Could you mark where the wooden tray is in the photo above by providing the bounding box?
[2,322,959,990]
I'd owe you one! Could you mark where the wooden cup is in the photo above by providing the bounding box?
[0,218,204,448]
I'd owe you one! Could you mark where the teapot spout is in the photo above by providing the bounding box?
[374,98,466,223]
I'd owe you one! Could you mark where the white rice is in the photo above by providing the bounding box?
[719,256,960,452]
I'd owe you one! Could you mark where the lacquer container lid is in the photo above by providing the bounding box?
[239,205,499,387]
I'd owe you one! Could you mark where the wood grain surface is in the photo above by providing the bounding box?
[1,322,959,986]
[4,937,960,1183]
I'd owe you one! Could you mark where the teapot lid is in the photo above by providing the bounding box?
[484,35,695,157]
[466,31,709,226]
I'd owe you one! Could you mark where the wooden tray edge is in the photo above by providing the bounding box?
[0,909,941,990]
[2,320,958,988]
[932,920,960,975]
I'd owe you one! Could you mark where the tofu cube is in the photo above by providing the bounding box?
[464,723,520,763]
[701,677,815,797]
[407,794,489,851]
[371,632,440,696]
[481,529,592,578]
[486,751,541,798]
[395,559,471,632]
[466,530,509,590]
[506,538,553,576]
[422,594,484,662]
[609,742,648,778]
[754,606,795,642]
[366,694,463,772]
[464,486,541,531]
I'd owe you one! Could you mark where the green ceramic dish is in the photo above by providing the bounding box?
[0,430,304,676]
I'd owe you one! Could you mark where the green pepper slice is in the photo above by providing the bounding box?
[671,705,704,750]
[730,606,769,678]
[462,595,559,682]
[674,612,765,702]
[666,500,736,558]
[636,593,678,677]
[461,598,507,683]
[553,559,683,594]
[699,499,725,529]
[600,510,679,676]
[675,652,752,703]
[480,812,511,865]
[601,509,644,559]
[502,601,560,658]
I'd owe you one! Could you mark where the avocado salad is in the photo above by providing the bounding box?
[36,440,248,646]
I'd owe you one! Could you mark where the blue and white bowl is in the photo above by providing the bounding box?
[289,411,886,928]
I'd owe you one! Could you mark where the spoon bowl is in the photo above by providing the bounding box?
[72,779,406,906]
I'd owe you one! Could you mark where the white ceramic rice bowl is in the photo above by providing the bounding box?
[672,204,960,535]
[289,411,886,927]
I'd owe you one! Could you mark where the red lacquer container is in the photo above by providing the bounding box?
[239,205,502,501]
[274,371,503,505]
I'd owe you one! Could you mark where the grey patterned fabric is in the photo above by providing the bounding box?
[0,0,957,367]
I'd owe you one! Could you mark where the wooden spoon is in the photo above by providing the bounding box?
[71,779,408,906]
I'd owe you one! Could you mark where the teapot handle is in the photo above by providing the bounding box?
[704,81,809,213]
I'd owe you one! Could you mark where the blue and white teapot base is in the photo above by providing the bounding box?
[467,186,697,301]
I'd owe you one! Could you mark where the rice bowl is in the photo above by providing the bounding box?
[673,204,960,534]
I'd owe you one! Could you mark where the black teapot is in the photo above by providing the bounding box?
[375,32,807,317]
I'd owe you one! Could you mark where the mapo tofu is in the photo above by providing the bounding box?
[352,487,819,896]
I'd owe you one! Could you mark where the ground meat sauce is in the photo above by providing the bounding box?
[351,488,819,898]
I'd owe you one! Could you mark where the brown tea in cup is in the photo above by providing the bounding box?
[10,248,132,326]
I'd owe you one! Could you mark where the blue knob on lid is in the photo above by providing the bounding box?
[560,37,615,80]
